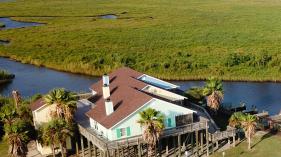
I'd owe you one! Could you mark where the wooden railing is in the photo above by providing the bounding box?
[210,127,236,141]
[77,93,93,99]
[78,124,108,151]
[78,121,208,150]
[162,121,207,137]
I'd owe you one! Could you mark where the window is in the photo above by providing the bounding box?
[94,121,98,130]
[120,128,126,136]
[167,118,172,127]
[116,127,131,139]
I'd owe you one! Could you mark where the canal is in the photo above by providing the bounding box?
[1,57,281,115]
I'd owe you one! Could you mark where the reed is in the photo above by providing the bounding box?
[0,0,280,81]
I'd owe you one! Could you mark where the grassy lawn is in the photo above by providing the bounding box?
[0,0,281,80]
[0,141,9,157]
[212,133,281,157]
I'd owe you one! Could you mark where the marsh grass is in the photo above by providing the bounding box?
[0,69,14,80]
[0,22,5,28]
[0,0,281,81]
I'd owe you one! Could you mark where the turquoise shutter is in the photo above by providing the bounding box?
[167,118,172,127]
[126,127,131,136]
[116,129,121,138]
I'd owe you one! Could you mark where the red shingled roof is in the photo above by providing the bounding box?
[86,67,153,129]
[30,98,45,111]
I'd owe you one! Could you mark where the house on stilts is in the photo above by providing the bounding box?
[31,67,236,156]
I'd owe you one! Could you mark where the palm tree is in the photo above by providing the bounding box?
[4,119,29,157]
[38,118,74,157]
[38,122,59,157]
[0,103,18,127]
[44,88,77,122]
[229,112,245,128]
[12,90,21,109]
[240,114,257,150]
[137,108,165,157]
[203,77,224,111]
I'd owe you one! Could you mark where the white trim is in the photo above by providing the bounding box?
[137,74,179,89]
[110,98,156,129]
[33,103,48,112]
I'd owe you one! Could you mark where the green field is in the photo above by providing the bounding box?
[0,0,281,80]
[212,133,281,157]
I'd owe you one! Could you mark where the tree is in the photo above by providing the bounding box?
[0,104,18,127]
[137,108,165,157]
[4,119,29,157]
[203,77,224,111]
[228,112,257,150]
[229,112,244,128]
[44,88,77,122]
[185,87,205,104]
[0,95,35,157]
[12,90,21,109]
[38,118,74,157]
[240,114,257,150]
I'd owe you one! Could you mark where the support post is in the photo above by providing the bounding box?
[211,137,214,154]
[216,141,219,150]
[191,132,194,156]
[88,140,92,157]
[173,136,176,157]
[93,145,97,157]
[75,141,79,157]
[200,131,203,154]
[205,122,209,157]
[196,130,199,157]
[178,134,181,157]
[81,136,85,157]
[228,137,230,147]
[233,135,236,147]
[137,139,142,157]
[166,138,169,156]
[116,143,120,157]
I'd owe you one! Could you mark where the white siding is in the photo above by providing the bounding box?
[33,104,56,129]
[33,104,72,155]
[110,98,195,140]
[90,118,113,140]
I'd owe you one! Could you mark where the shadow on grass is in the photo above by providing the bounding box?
[251,130,278,149]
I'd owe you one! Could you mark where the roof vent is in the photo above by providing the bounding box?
[103,74,110,86]
[105,98,114,115]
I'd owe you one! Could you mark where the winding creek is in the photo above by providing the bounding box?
[0,58,281,115]
[0,16,281,115]
[0,17,43,30]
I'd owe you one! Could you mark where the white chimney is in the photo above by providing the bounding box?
[102,84,110,99]
[105,98,114,115]
[103,74,109,86]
